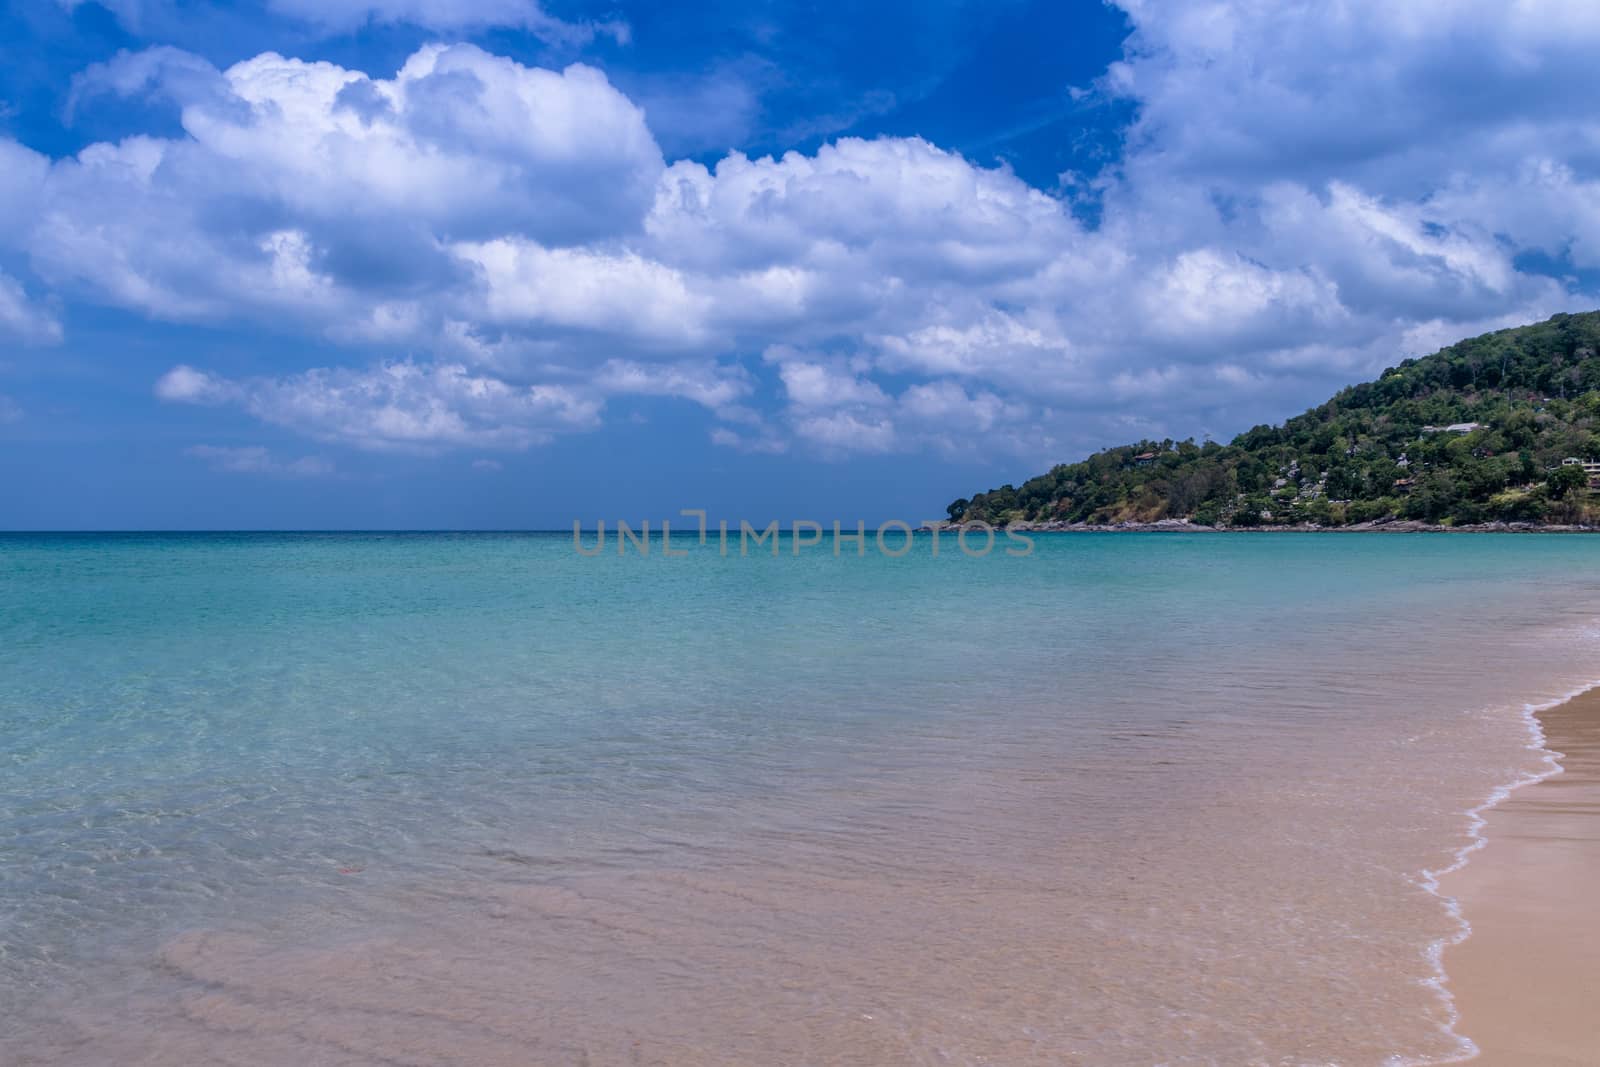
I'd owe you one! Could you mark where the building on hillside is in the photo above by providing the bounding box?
[1421,422,1486,434]
[1561,457,1600,487]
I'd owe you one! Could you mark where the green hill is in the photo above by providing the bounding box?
[949,311,1600,528]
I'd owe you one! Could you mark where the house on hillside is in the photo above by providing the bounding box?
[1561,457,1600,487]
[1421,422,1485,434]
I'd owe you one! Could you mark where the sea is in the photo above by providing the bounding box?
[2,531,1597,1065]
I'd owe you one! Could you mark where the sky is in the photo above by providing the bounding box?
[2,0,1599,529]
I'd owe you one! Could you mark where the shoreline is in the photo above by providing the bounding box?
[1435,684,1600,1064]
[935,519,1600,534]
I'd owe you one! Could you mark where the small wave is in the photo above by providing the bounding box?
[1392,672,1599,1067]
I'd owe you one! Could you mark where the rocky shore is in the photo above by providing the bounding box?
[925,518,1600,534]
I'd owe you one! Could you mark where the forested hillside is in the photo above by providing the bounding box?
[951,312,1600,528]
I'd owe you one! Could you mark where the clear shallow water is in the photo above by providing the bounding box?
[3,532,1599,1065]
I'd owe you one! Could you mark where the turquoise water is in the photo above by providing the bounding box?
[3,532,1599,1064]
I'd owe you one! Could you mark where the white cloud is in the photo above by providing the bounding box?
[155,356,756,453]
[775,359,891,410]
[0,139,50,245]
[708,425,789,454]
[1136,248,1345,348]
[31,44,660,330]
[159,361,602,452]
[155,365,234,404]
[790,410,897,454]
[56,0,626,41]
[874,311,1073,383]
[13,6,1600,460]
[899,381,1015,432]
[644,138,1074,282]
[758,346,1038,458]
[265,0,628,41]
[184,444,334,477]
[591,360,751,411]
[0,395,21,424]
[1104,0,1600,196]
[0,271,62,344]
[456,240,710,347]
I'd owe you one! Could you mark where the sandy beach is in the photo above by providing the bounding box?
[1443,687,1600,1065]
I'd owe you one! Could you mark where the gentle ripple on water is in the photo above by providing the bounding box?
[2,531,1599,1064]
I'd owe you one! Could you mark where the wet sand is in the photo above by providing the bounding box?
[1443,688,1600,1065]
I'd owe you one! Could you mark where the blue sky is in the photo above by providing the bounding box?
[1,0,1598,529]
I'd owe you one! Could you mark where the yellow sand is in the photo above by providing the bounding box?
[1443,688,1600,1065]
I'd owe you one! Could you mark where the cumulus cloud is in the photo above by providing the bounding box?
[774,358,891,411]
[644,138,1074,282]
[184,445,334,477]
[1087,0,1600,319]
[1103,0,1600,195]
[457,240,710,347]
[28,44,660,331]
[12,5,1600,462]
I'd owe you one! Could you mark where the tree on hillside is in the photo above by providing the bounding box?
[951,311,1600,527]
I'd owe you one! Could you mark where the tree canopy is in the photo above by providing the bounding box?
[952,311,1600,528]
